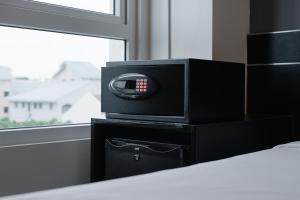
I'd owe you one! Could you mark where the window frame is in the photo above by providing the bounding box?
[0,0,138,130]
[0,0,135,47]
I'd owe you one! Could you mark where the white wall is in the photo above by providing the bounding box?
[213,0,249,63]
[150,0,169,59]
[0,125,90,197]
[8,83,98,122]
[149,0,249,63]
[62,92,102,123]
[9,102,60,122]
[170,0,213,59]
[150,0,213,60]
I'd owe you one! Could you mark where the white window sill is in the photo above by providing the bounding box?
[0,124,91,147]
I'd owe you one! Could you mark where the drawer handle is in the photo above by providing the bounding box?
[107,139,181,154]
[134,154,140,161]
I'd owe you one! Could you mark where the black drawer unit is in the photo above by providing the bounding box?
[91,116,293,182]
[101,59,245,123]
[105,139,185,179]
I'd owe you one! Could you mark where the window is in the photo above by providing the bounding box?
[62,104,72,114]
[34,0,114,14]
[4,107,9,114]
[4,91,9,97]
[0,0,136,129]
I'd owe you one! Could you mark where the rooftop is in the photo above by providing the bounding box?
[11,79,43,95]
[8,81,90,102]
[52,61,101,80]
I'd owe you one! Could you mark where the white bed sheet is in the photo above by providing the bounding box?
[1,142,300,200]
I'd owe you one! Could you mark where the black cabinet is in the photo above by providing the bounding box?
[91,116,293,182]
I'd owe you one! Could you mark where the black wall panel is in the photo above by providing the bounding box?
[248,31,300,64]
[249,0,300,137]
[248,65,294,115]
[251,0,300,33]
[247,65,300,135]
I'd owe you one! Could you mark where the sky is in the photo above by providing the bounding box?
[35,0,114,13]
[0,0,122,80]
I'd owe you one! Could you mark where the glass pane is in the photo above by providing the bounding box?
[33,0,114,14]
[0,26,125,129]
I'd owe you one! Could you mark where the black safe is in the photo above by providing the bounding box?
[101,59,245,124]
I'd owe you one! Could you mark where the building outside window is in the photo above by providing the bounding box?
[0,0,135,129]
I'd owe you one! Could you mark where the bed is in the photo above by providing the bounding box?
[1,141,300,200]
